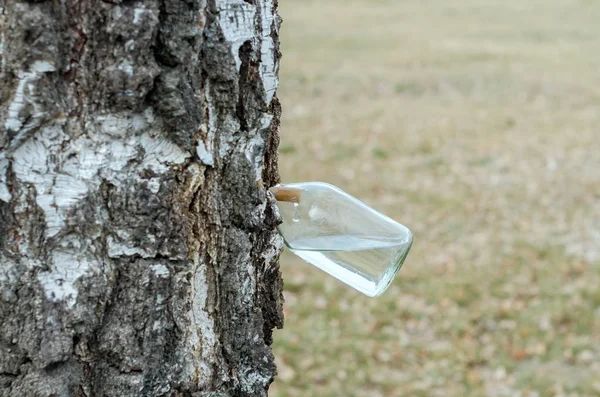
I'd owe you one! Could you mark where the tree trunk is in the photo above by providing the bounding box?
[0,1,284,396]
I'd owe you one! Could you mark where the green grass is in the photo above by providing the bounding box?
[271,1,600,396]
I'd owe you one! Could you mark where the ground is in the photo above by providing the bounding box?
[270,1,600,396]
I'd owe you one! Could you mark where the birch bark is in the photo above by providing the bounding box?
[0,1,284,395]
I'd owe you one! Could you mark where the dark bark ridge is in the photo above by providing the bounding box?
[0,0,284,396]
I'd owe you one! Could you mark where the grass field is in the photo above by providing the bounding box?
[270,1,600,396]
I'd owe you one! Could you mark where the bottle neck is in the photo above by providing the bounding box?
[270,186,302,203]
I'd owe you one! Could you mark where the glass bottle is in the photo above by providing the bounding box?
[271,182,413,297]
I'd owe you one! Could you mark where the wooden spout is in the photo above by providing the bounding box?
[271,186,302,203]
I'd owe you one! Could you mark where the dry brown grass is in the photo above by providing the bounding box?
[271,1,600,396]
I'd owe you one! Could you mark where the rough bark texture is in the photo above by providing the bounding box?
[0,1,284,396]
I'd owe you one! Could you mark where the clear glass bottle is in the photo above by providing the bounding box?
[271,182,413,297]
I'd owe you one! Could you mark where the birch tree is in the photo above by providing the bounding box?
[0,1,284,395]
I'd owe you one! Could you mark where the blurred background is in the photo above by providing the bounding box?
[270,1,600,396]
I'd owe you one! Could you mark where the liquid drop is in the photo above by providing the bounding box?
[292,202,300,222]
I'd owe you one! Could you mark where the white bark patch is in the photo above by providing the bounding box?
[190,262,219,388]
[259,0,278,104]
[11,110,189,239]
[37,250,100,308]
[4,61,55,132]
[238,251,254,305]
[133,7,151,25]
[31,60,56,73]
[217,0,256,71]
[0,256,19,303]
[12,126,70,236]
[9,110,191,304]
[118,60,134,77]
[152,264,170,278]
[0,157,10,202]
[244,115,272,181]
[5,75,32,132]
[196,139,214,166]
[0,6,6,80]
[140,133,189,173]
[260,113,273,130]
[107,234,157,259]
[215,0,279,102]
[147,178,161,194]
[261,232,284,272]
[245,134,265,182]
[239,366,272,393]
